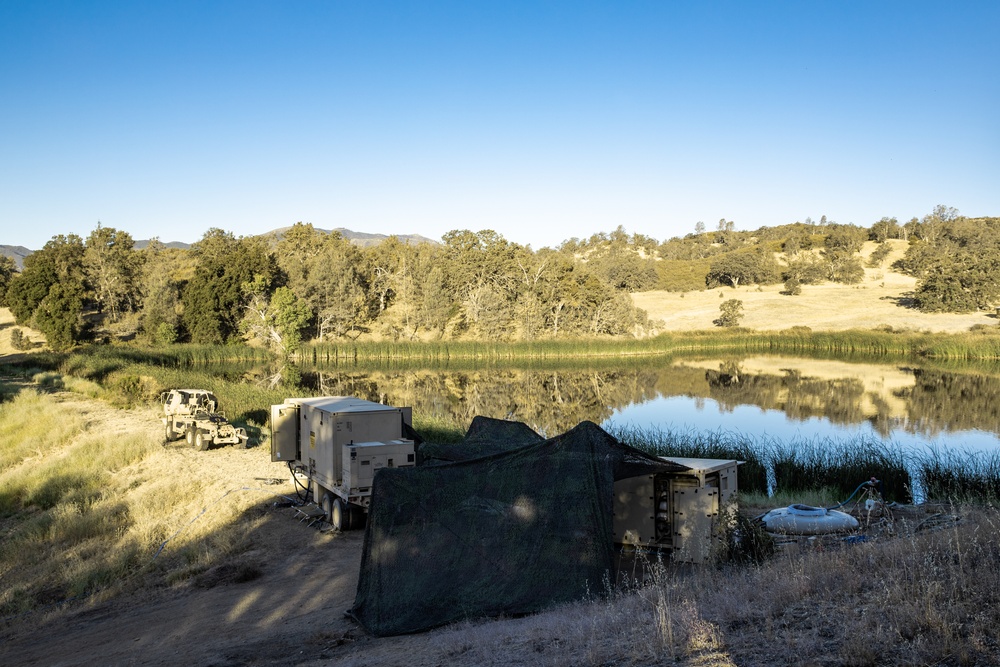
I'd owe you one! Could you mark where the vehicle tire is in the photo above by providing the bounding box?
[164,422,173,443]
[195,430,210,451]
[185,428,195,446]
[330,497,346,532]
[320,492,334,523]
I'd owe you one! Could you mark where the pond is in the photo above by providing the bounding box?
[604,356,1000,457]
[288,354,1000,502]
[292,354,1000,457]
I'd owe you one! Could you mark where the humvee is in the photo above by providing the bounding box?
[161,389,248,451]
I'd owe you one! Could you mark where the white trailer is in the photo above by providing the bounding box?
[271,396,415,530]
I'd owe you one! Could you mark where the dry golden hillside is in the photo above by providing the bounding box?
[633,240,995,333]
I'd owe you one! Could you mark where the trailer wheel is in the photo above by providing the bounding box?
[330,497,347,532]
[194,430,210,451]
[320,493,335,526]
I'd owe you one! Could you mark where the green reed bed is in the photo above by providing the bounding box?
[304,329,1000,364]
[4,344,270,385]
[918,333,1000,361]
[918,447,1000,503]
[769,436,911,502]
[304,338,681,363]
[65,343,270,370]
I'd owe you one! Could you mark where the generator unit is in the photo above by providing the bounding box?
[271,396,415,531]
[612,457,741,564]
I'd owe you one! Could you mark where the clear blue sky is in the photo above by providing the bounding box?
[2,1,997,250]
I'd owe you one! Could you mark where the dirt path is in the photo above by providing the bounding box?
[0,524,365,667]
[0,389,370,667]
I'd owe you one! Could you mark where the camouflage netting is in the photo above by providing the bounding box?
[418,415,544,463]
[349,418,681,637]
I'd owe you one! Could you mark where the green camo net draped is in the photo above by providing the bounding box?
[349,417,679,636]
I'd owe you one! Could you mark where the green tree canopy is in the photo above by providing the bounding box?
[0,255,17,308]
[705,249,780,289]
[181,229,280,343]
[84,223,143,322]
[6,234,86,349]
[138,239,183,344]
[715,298,744,327]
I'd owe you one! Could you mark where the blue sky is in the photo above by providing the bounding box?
[1,1,997,250]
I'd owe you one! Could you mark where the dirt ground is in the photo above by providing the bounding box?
[0,389,673,667]
[0,389,462,667]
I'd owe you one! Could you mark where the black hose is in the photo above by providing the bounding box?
[287,461,310,503]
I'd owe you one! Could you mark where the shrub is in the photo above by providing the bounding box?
[782,276,802,296]
[714,299,744,327]
[10,328,31,351]
[867,242,892,267]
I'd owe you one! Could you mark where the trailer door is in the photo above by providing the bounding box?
[270,403,300,462]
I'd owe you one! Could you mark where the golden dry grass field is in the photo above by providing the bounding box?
[633,241,994,333]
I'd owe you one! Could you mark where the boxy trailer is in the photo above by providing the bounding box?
[612,457,741,564]
[270,396,416,531]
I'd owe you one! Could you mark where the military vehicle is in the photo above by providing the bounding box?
[161,389,248,451]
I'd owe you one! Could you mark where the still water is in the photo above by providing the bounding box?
[605,357,1000,452]
[296,355,1000,456]
[606,383,1000,458]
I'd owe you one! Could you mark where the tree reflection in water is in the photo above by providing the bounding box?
[292,356,1000,450]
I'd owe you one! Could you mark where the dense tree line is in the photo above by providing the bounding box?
[2,223,654,352]
[4,205,996,351]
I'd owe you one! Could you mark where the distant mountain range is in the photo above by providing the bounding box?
[1,228,438,268]
[0,246,32,270]
[263,227,438,248]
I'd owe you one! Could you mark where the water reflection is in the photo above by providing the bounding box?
[277,355,1000,454]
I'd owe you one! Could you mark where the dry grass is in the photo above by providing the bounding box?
[0,384,284,616]
[336,506,1000,667]
[633,241,995,333]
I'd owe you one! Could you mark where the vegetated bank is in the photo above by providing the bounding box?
[303,327,1000,363]
[8,331,1000,505]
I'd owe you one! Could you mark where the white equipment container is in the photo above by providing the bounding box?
[271,396,415,531]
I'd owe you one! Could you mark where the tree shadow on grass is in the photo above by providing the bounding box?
[880,291,918,309]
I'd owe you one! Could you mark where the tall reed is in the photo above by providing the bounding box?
[609,425,917,503]
[304,328,1000,363]
[918,447,1000,503]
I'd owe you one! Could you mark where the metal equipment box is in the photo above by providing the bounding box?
[270,396,415,530]
[341,439,417,505]
[612,457,740,564]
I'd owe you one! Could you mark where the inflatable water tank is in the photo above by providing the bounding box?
[761,504,859,535]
